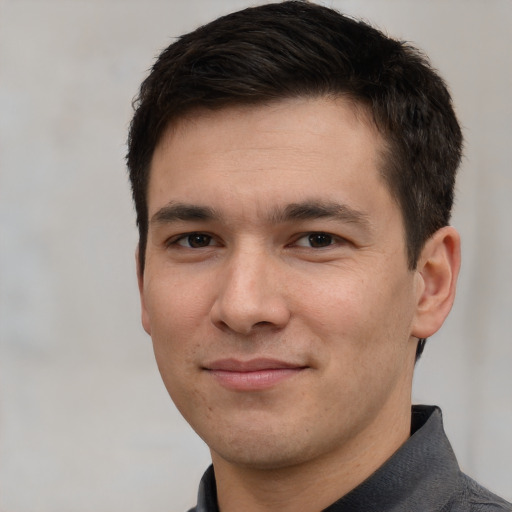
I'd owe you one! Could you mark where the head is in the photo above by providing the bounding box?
[127,0,462,274]
[126,0,462,479]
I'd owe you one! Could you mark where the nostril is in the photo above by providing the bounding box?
[255,321,272,327]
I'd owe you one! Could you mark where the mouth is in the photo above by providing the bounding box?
[203,358,308,391]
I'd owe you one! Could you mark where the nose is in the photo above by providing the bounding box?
[210,248,291,335]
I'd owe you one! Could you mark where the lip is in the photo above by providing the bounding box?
[204,358,308,391]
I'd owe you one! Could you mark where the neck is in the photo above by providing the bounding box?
[212,399,412,512]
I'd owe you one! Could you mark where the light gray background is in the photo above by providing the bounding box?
[0,1,511,511]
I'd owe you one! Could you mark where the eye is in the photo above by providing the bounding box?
[295,232,336,248]
[175,233,215,248]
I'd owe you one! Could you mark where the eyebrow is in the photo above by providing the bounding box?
[151,202,219,224]
[271,201,371,229]
[150,200,371,230]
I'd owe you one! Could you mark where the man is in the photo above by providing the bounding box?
[126,2,511,511]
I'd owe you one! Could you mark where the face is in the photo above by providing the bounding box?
[139,97,423,470]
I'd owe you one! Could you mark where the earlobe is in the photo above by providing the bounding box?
[136,245,152,336]
[411,226,461,339]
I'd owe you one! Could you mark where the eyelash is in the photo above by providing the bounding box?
[167,231,345,249]
[293,232,339,248]
[168,233,219,249]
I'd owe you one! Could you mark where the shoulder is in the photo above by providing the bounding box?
[445,473,512,512]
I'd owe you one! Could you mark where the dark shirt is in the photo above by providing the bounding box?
[188,405,511,511]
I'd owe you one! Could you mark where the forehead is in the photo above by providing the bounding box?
[157,96,380,151]
[147,96,394,222]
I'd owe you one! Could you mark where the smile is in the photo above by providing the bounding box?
[204,358,308,391]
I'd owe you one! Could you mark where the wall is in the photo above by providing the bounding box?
[0,1,510,510]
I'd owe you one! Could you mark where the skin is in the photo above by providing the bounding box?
[138,97,460,512]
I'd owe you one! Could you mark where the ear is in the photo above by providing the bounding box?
[411,226,461,339]
[136,244,152,336]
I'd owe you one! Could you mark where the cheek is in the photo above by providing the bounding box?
[297,270,372,339]
[143,275,214,376]
[145,270,213,330]
[301,272,415,423]
[298,265,414,356]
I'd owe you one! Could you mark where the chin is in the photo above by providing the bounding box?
[206,421,329,471]
[213,442,313,471]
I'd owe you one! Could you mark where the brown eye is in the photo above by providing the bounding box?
[294,232,336,248]
[177,233,213,248]
[307,233,333,248]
